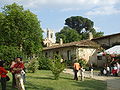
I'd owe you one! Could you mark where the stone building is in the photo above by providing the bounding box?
[43,40,100,66]
[92,33,120,49]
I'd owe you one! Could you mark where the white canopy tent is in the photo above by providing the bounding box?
[98,45,120,56]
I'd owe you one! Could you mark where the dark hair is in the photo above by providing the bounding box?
[0,60,5,67]
[16,57,22,61]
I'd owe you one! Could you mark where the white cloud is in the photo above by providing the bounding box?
[86,6,120,15]
[60,8,81,12]
[1,0,120,15]
[1,0,120,8]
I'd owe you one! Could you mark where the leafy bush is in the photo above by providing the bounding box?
[38,56,50,70]
[49,55,65,80]
[66,60,73,66]
[78,58,87,67]
[26,58,38,73]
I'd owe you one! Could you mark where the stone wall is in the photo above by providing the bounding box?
[43,47,98,66]
[93,34,120,49]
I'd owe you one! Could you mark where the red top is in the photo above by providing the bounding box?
[0,67,8,77]
[12,62,24,74]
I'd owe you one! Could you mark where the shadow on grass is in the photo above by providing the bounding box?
[0,80,53,90]
[60,76,73,80]
[72,79,107,90]
[25,82,53,90]
[27,75,54,80]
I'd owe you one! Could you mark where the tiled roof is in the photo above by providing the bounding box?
[43,40,100,50]
[92,32,120,40]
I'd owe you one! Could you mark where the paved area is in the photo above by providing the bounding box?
[63,69,120,90]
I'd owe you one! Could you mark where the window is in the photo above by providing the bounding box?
[97,56,102,60]
[56,51,59,55]
[51,33,53,38]
[45,52,48,57]
[67,50,71,60]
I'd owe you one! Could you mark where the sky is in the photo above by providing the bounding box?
[0,0,120,37]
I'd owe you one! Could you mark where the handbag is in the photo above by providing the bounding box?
[6,75,10,81]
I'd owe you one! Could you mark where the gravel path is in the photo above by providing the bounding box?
[63,69,120,90]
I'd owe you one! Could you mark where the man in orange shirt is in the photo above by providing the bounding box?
[73,60,80,81]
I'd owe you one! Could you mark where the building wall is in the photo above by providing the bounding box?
[43,47,98,66]
[93,34,120,48]
[97,56,107,67]
[77,48,97,65]
[44,47,76,60]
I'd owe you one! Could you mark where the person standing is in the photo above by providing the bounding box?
[80,65,85,81]
[20,57,26,83]
[10,59,16,88]
[116,62,120,76]
[73,60,80,81]
[12,57,25,90]
[0,60,8,90]
[89,64,93,78]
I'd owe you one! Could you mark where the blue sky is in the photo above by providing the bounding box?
[0,0,120,36]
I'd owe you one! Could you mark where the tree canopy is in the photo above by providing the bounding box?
[65,16,94,34]
[0,3,43,63]
[56,26,82,43]
[56,16,104,43]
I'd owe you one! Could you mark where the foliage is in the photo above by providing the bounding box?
[64,16,104,40]
[56,26,82,43]
[26,58,38,73]
[0,45,24,69]
[0,3,43,56]
[49,55,65,80]
[38,55,50,70]
[65,16,94,33]
[78,58,87,67]
[66,60,73,67]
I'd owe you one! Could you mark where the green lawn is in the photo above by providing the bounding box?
[1,70,107,90]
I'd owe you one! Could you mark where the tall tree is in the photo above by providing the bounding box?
[0,3,43,57]
[56,26,82,43]
[65,16,104,39]
[65,16,94,34]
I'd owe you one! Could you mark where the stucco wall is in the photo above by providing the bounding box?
[94,34,120,48]
[44,47,76,60]
[43,47,98,66]
[97,56,107,67]
[77,48,97,65]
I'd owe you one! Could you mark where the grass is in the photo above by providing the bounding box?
[1,70,107,90]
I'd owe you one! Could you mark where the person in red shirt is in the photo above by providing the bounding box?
[0,60,8,90]
[12,57,25,90]
[10,59,16,88]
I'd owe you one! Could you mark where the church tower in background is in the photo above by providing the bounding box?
[43,28,56,47]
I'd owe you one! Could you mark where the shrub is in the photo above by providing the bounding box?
[38,56,50,70]
[66,60,73,66]
[49,55,65,80]
[78,58,87,67]
[26,58,38,73]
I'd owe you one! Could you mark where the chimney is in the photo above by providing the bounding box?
[60,38,63,45]
[89,32,93,40]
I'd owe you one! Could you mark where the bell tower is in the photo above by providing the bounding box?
[46,28,55,43]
